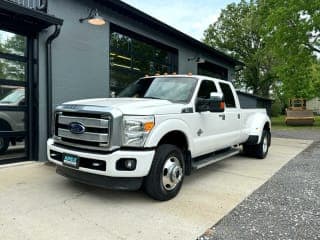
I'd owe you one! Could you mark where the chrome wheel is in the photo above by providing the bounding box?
[162,156,183,191]
[262,135,268,154]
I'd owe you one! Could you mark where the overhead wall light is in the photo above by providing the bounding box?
[79,8,106,26]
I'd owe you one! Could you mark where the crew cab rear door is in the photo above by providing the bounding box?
[217,81,241,146]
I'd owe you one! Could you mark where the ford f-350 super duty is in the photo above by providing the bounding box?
[47,75,271,201]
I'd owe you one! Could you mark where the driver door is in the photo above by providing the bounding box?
[191,80,228,156]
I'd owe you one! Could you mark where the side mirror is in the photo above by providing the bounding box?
[196,92,225,113]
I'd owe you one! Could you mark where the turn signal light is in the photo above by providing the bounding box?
[144,122,154,132]
[220,101,225,109]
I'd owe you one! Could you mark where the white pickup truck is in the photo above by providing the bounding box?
[47,75,271,201]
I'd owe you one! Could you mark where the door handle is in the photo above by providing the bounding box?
[219,114,225,120]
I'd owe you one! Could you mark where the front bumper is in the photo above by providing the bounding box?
[56,166,143,190]
[47,138,155,179]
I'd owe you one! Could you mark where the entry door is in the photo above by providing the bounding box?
[0,30,30,163]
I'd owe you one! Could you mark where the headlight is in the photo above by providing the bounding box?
[122,115,155,147]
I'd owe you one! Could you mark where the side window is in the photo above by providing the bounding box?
[197,80,217,99]
[219,82,236,108]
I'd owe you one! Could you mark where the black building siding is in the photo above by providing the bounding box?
[237,91,272,117]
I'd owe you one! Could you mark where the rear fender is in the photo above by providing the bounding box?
[245,112,271,144]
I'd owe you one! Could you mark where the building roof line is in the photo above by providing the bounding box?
[98,0,243,66]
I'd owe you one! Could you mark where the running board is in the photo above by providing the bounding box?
[192,148,241,170]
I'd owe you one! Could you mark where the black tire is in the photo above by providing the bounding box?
[243,130,271,159]
[0,136,9,154]
[144,144,185,201]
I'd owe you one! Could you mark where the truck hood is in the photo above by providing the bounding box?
[62,98,187,115]
[0,102,17,106]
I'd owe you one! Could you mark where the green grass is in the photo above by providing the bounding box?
[271,115,320,130]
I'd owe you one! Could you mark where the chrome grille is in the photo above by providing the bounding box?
[58,129,109,142]
[58,115,109,128]
[55,112,111,151]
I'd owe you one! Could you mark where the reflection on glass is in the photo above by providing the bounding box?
[0,30,27,160]
[144,77,197,102]
[110,31,178,93]
[0,30,26,56]
[0,110,25,132]
[0,137,26,160]
[0,108,26,157]
[0,58,25,81]
[0,86,25,106]
[118,77,197,103]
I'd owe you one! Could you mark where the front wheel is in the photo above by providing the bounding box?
[144,144,185,201]
[0,137,9,154]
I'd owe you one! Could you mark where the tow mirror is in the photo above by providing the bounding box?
[196,92,225,113]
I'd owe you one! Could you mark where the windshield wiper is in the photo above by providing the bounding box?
[143,96,175,103]
[143,96,162,100]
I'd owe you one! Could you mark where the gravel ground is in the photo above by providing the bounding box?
[272,129,320,141]
[197,130,320,240]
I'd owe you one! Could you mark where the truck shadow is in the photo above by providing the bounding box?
[56,155,256,203]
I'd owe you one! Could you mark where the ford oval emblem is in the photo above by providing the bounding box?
[69,122,85,134]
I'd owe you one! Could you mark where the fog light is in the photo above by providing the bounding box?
[125,159,136,170]
[92,162,102,167]
[116,158,137,171]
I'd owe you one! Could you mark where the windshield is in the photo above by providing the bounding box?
[0,88,24,104]
[118,77,197,103]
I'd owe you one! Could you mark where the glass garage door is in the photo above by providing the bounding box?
[0,30,29,163]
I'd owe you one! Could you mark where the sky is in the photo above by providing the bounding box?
[122,0,240,40]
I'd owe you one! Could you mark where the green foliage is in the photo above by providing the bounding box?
[203,0,276,97]
[257,0,320,99]
[203,0,320,100]
[271,98,282,117]
[0,33,26,81]
[311,61,320,97]
[4,35,26,56]
[258,0,320,56]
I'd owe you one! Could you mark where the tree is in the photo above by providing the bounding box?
[0,34,25,81]
[203,0,320,100]
[257,0,320,99]
[311,60,320,96]
[258,0,320,55]
[203,0,276,97]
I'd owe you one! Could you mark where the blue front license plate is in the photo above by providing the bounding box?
[63,154,79,168]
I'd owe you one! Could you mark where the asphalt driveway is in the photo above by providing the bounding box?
[197,130,320,240]
[0,138,312,240]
